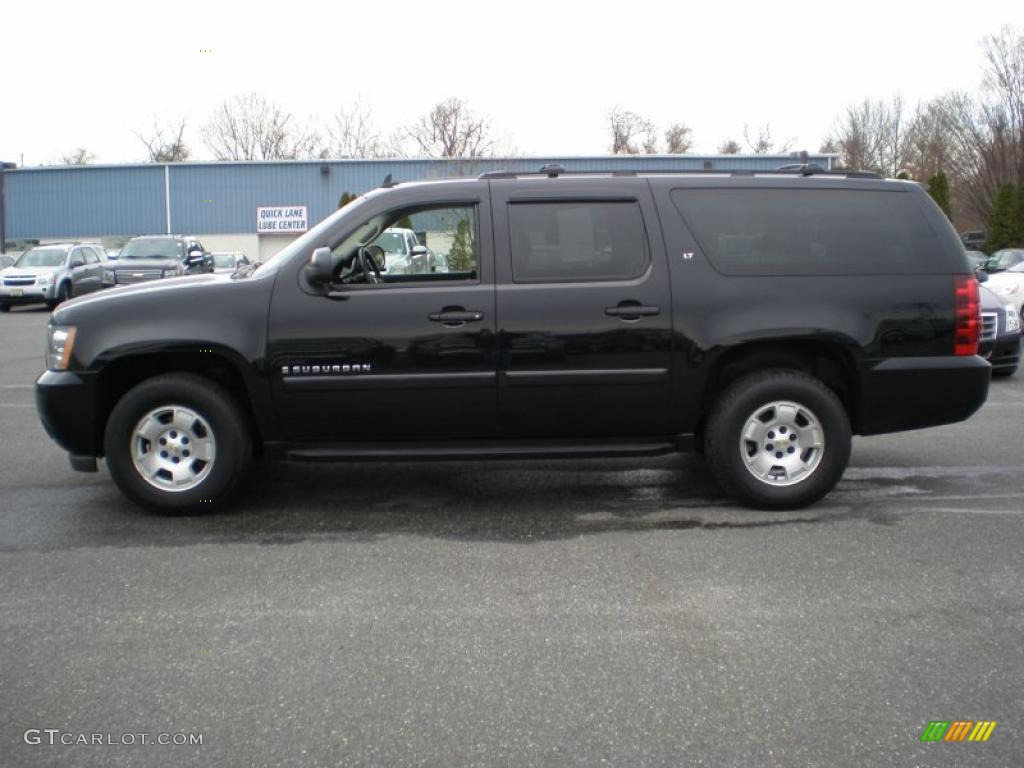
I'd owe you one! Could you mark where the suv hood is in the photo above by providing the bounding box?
[2,264,63,277]
[56,273,227,313]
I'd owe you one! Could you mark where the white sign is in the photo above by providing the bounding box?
[257,205,308,233]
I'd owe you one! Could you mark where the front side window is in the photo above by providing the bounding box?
[330,205,478,284]
[83,247,99,264]
[509,201,649,283]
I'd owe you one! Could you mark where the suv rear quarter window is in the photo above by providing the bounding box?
[671,188,944,276]
[509,201,648,282]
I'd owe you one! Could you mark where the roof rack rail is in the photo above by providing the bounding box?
[479,166,882,180]
[774,162,880,179]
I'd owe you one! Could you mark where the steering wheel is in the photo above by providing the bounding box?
[357,245,383,284]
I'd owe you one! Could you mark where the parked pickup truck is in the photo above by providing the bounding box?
[35,165,990,514]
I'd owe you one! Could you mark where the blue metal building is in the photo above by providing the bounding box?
[2,154,836,258]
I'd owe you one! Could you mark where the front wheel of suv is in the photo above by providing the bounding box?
[704,369,851,510]
[103,373,252,514]
[47,281,71,310]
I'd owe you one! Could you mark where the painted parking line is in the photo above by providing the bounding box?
[0,403,35,408]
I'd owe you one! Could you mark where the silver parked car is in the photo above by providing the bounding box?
[210,251,251,274]
[0,243,108,312]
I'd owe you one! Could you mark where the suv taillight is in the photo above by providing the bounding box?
[953,275,980,356]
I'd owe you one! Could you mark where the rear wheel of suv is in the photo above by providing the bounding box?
[103,373,251,514]
[0,304,9,312]
[704,369,851,510]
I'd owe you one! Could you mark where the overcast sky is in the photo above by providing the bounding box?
[1,0,1020,165]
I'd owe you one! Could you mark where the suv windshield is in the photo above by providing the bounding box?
[212,254,237,269]
[15,248,67,268]
[119,239,184,260]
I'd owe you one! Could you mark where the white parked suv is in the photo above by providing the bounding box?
[0,243,109,311]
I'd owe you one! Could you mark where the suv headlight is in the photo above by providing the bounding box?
[46,325,77,370]
[1006,305,1021,334]
[37,274,53,285]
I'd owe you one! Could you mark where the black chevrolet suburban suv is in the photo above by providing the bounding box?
[35,166,990,513]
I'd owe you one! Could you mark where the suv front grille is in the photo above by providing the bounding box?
[980,311,997,342]
[3,277,35,286]
[116,269,163,284]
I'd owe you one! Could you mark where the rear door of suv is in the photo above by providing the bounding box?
[491,178,673,437]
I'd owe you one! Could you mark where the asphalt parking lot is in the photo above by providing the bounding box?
[0,304,1022,767]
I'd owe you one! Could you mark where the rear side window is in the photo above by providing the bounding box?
[509,201,648,282]
[671,188,943,275]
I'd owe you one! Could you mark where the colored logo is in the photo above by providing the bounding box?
[920,720,997,742]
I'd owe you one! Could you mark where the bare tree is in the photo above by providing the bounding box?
[664,123,693,154]
[900,100,954,181]
[60,148,94,165]
[823,96,912,175]
[608,108,657,154]
[909,27,1024,226]
[982,24,1024,183]
[327,99,386,158]
[742,124,793,154]
[404,98,493,158]
[201,92,322,160]
[135,117,190,162]
[718,139,741,154]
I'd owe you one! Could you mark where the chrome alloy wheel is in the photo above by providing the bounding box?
[739,400,824,486]
[130,405,216,492]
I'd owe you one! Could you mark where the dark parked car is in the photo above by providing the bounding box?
[36,166,990,514]
[0,243,109,311]
[979,284,1021,376]
[960,230,986,250]
[108,236,213,285]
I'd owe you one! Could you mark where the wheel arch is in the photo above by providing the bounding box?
[93,347,266,458]
[697,339,863,437]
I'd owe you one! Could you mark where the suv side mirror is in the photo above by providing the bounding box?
[976,269,989,283]
[306,247,333,285]
[411,245,428,256]
[69,257,85,269]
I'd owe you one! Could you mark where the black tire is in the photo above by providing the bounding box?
[993,365,1018,378]
[0,304,9,313]
[704,369,851,510]
[47,281,70,310]
[103,373,251,515]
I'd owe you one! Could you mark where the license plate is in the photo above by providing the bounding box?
[9,288,22,296]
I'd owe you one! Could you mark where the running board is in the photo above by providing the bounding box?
[282,437,690,463]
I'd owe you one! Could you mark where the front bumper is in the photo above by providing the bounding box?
[982,332,1021,372]
[35,369,102,459]
[858,355,991,435]
[0,285,56,304]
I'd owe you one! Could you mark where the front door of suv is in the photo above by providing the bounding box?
[268,196,497,443]
[491,179,673,438]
